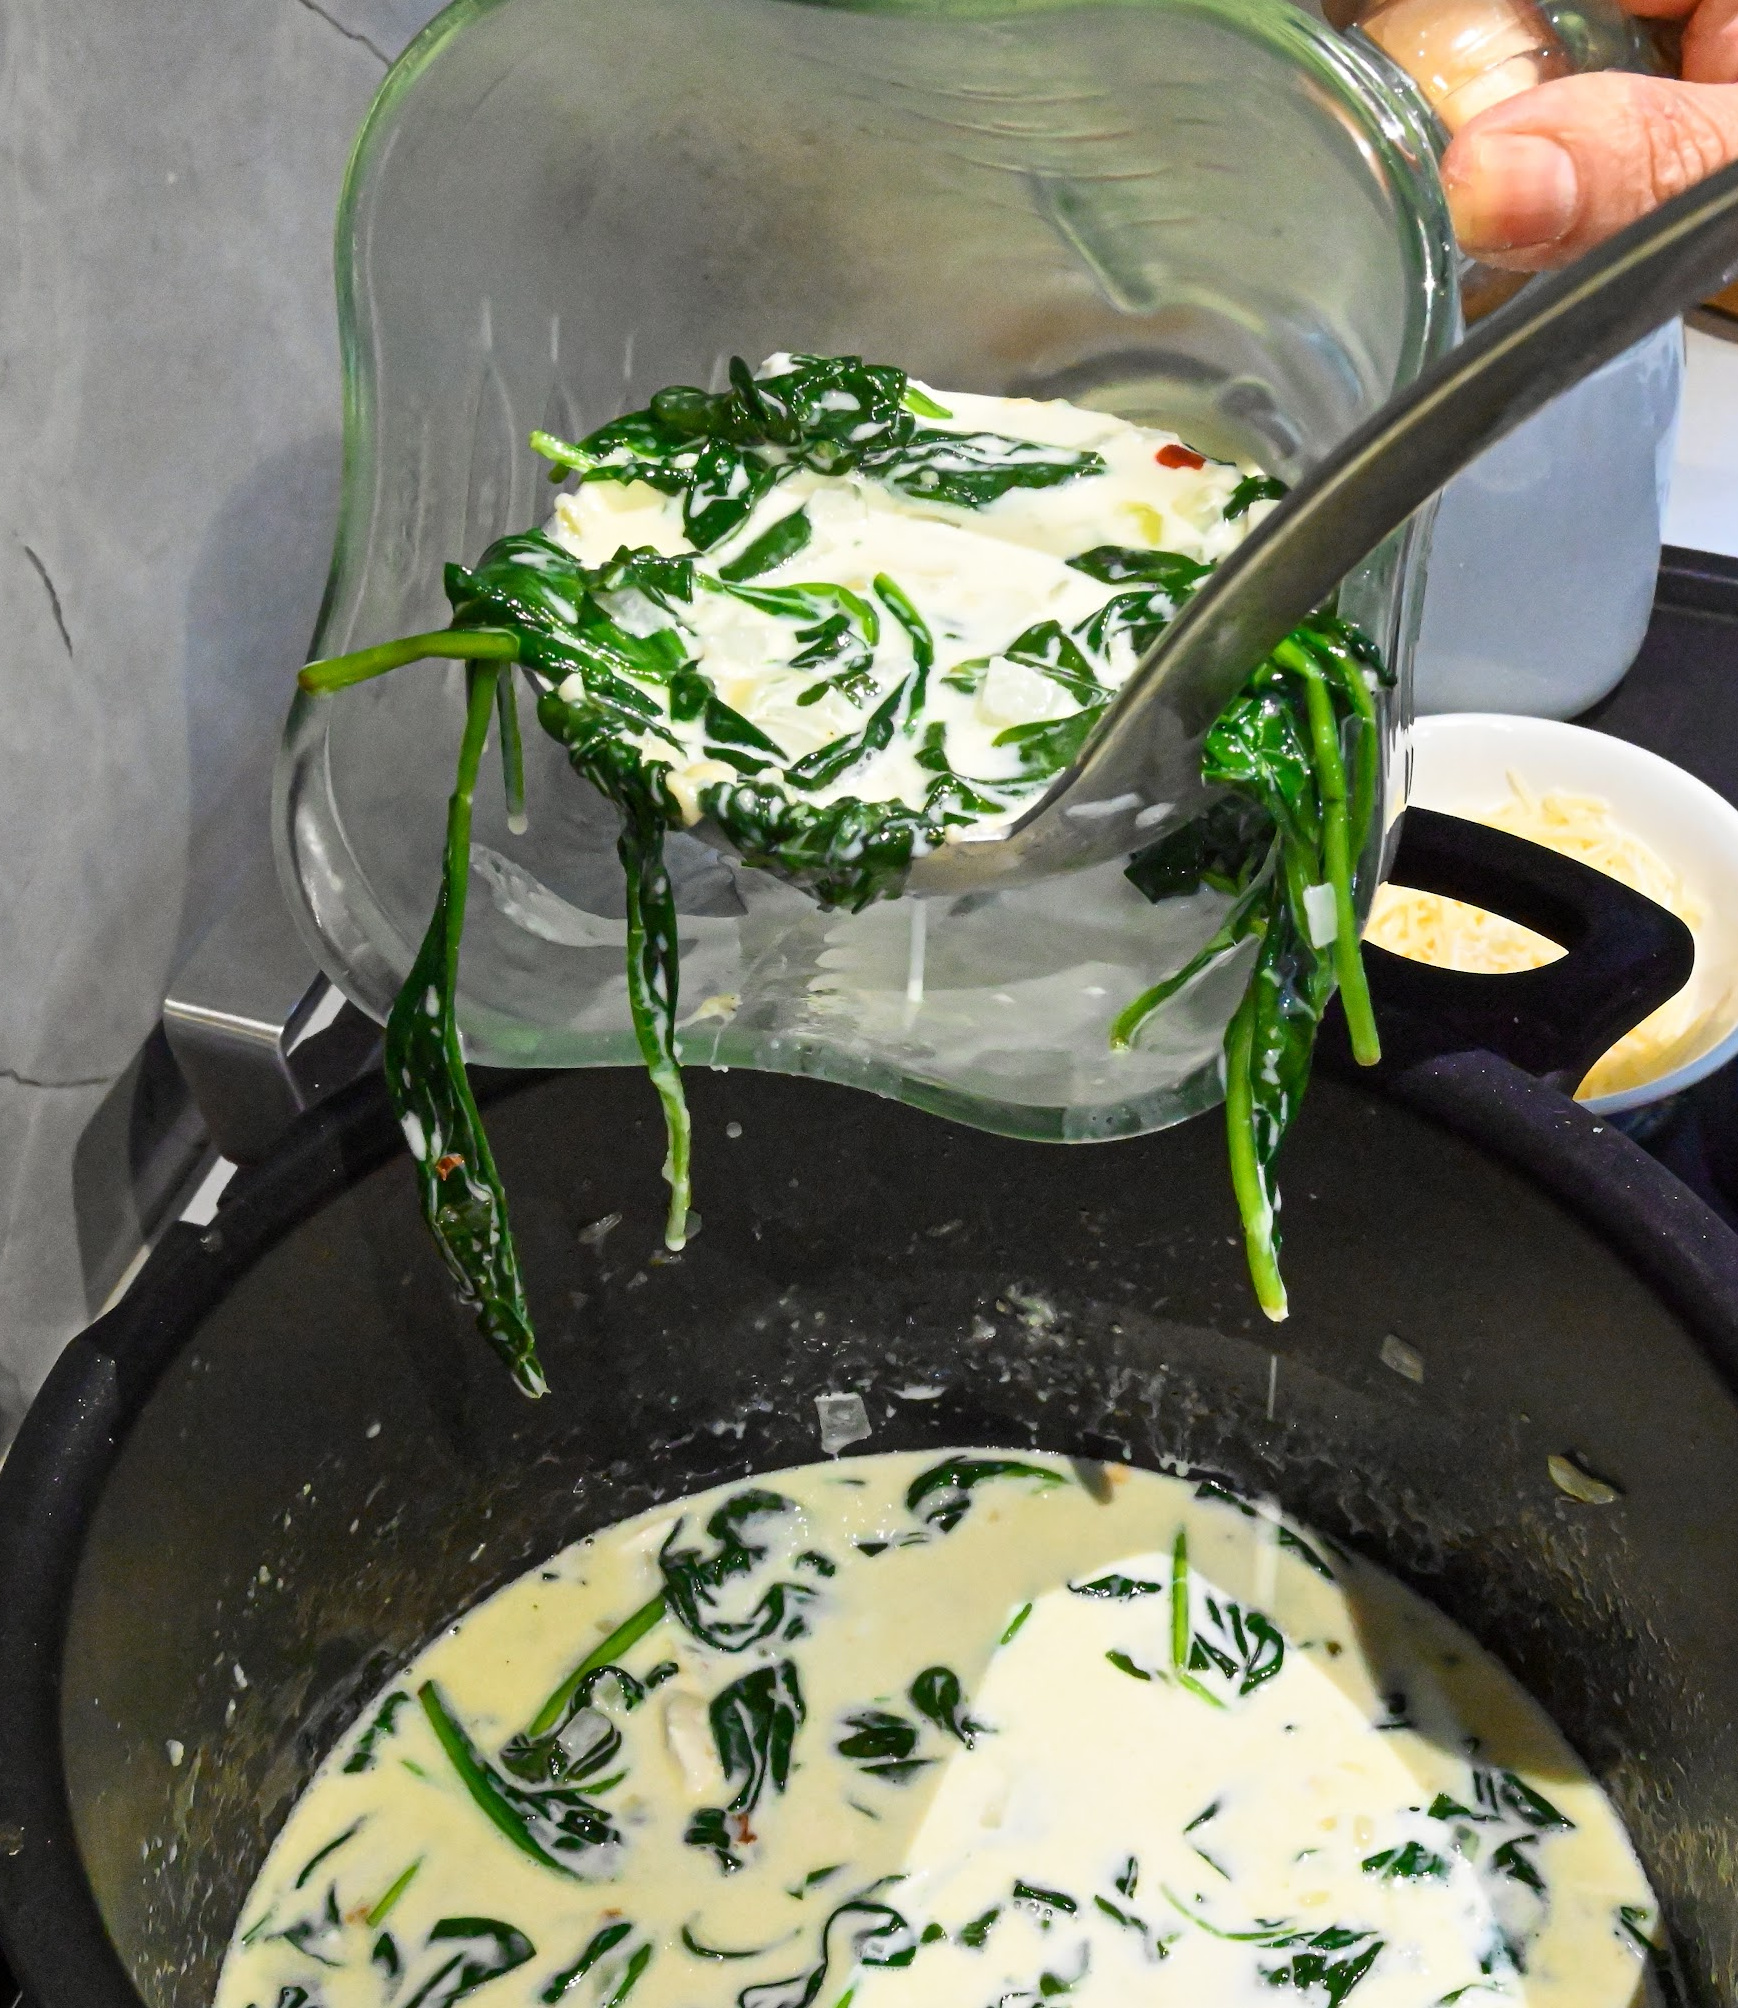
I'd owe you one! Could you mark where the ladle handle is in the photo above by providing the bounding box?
[1160,157,1738,735]
[1325,807,1695,1087]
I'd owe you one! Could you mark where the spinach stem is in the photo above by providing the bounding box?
[530,428,598,474]
[1110,869,1270,1051]
[443,670,513,1199]
[1170,1529,1190,1670]
[1334,643,1381,849]
[1157,1884,1297,1943]
[902,385,954,420]
[497,670,527,830]
[1223,987,1288,1319]
[364,1860,421,1929]
[298,628,518,694]
[383,664,546,1393]
[873,573,935,682]
[417,1681,572,1876]
[1285,642,1379,1067]
[618,799,692,1249]
[526,1592,668,1740]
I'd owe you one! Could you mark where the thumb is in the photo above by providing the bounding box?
[1442,69,1738,269]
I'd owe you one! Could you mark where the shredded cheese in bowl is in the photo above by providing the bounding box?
[1366,774,1713,1101]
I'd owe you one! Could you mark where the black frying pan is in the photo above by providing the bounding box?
[1,813,1733,2005]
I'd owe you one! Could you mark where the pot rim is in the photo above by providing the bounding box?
[3,1054,1736,2006]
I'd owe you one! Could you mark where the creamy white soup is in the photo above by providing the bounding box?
[218,1453,1662,2009]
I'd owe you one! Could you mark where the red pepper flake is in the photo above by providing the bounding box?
[1156,443,1205,471]
[433,1153,465,1179]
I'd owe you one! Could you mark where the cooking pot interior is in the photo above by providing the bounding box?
[59,1067,1738,2003]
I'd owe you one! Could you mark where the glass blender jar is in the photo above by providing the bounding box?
[279,0,1458,1142]
[1336,0,1685,717]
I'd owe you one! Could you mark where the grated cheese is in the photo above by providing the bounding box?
[1366,773,1710,1100]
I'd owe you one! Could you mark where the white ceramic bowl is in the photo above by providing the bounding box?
[1396,713,1738,1115]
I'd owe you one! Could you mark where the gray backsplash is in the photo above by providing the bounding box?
[0,0,445,1439]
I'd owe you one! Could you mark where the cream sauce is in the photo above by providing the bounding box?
[217,1454,1660,2008]
[546,377,1266,833]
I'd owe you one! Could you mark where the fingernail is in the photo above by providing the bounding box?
[1445,132,1579,253]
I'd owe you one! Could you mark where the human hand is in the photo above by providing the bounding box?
[1442,33,1738,269]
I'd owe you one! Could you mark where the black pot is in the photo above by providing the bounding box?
[3,815,1737,2007]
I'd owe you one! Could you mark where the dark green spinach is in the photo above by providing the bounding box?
[905,1456,1067,1534]
[1117,614,1386,1317]
[1617,1903,1685,2006]
[1362,1841,1449,1882]
[713,1660,806,1812]
[835,1707,929,1782]
[297,354,1387,1384]
[344,1691,411,1774]
[1069,1574,1164,1601]
[540,1920,632,2003]
[684,1806,748,1876]
[909,1665,983,1747]
[1258,1926,1384,2005]
[500,1664,643,1787]
[372,1931,402,1988]
[658,1490,817,1651]
[735,1897,916,2008]
[533,352,1101,550]
[406,1918,536,2008]
[686,1660,806,1870]
[1013,1881,1078,1919]
[271,1884,345,1969]
[719,508,813,582]
[960,1905,1001,1949]
[384,664,543,1396]
[835,1657,984,1779]
[1224,473,1288,520]
[418,1682,617,1875]
[292,1820,363,1891]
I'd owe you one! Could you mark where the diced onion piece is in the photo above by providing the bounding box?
[1302,882,1339,949]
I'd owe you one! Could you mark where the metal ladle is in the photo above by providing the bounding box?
[897,155,1738,896]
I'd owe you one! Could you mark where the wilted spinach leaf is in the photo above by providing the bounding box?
[905,1457,1068,1534]
[736,1899,917,2007]
[418,1683,616,1876]
[659,1491,817,1651]
[909,1665,984,1747]
[1258,1926,1382,2006]
[405,1918,535,2008]
[713,1660,806,1812]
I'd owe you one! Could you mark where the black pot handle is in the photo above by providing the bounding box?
[1331,805,1695,1089]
